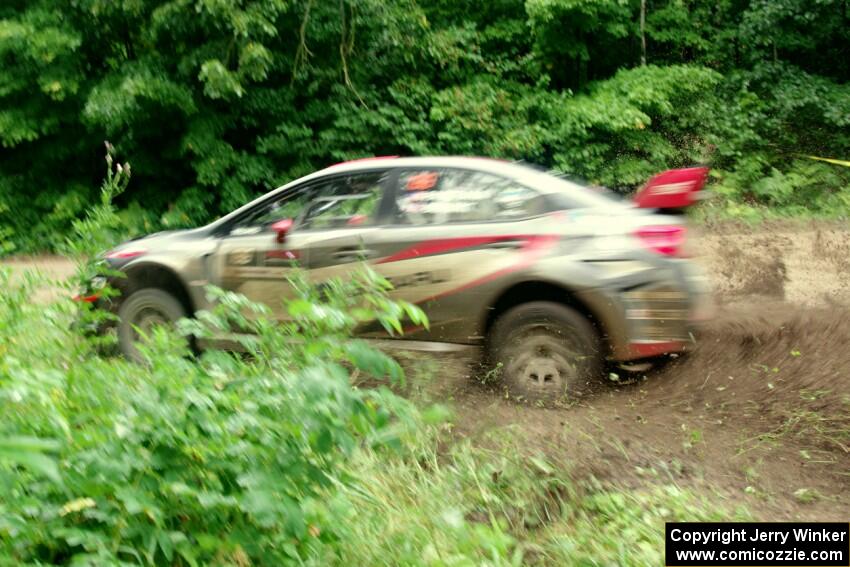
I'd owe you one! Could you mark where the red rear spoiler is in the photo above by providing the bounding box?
[633,167,709,210]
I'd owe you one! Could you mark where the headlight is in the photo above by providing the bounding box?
[105,245,147,260]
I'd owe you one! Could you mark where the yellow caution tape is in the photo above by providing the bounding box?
[803,155,850,167]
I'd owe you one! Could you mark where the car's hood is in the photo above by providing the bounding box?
[127,229,181,242]
[104,227,208,260]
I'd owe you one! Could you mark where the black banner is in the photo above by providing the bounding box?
[666,522,849,566]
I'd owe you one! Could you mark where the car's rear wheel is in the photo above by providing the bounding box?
[117,288,186,362]
[488,302,602,403]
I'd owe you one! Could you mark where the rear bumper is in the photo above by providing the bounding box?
[578,260,713,362]
[624,339,687,360]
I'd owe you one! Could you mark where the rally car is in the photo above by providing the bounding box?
[85,157,713,401]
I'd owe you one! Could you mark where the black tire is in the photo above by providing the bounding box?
[487,301,603,403]
[117,288,186,362]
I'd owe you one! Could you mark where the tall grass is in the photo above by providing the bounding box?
[313,430,742,565]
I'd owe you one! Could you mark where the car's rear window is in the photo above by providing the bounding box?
[545,179,632,209]
[393,168,548,225]
[515,164,632,210]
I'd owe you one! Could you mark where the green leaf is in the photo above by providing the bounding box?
[0,436,61,482]
[344,340,404,383]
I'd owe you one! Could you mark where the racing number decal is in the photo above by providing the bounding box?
[385,269,451,290]
[405,172,439,191]
[225,248,299,268]
[227,248,255,266]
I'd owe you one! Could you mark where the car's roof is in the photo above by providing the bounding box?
[209,156,624,231]
[325,155,512,171]
[321,155,542,183]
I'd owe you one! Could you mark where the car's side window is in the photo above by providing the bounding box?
[230,186,314,234]
[230,171,387,234]
[298,171,386,230]
[393,168,544,225]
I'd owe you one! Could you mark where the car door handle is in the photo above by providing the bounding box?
[484,240,524,250]
[331,248,377,260]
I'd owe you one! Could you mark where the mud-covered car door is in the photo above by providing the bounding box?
[208,186,316,320]
[296,171,391,285]
[360,167,550,342]
[210,170,391,320]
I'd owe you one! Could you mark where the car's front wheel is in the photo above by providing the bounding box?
[117,288,186,362]
[488,301,602,403]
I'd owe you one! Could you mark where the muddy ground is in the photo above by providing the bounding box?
[400,221,850,521]
[4,221,849,520]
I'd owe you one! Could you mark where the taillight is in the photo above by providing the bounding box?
[635,225,686,257]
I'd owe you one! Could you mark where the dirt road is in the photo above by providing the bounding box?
[4,221,849,520]
[2,255,77,303]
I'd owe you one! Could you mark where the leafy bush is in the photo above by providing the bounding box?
[0,261,433,564]
[547,64,722,187]
[0,158,432,563]
[702,159,850,221]
[0,201,14,256]
[0,284,744,566]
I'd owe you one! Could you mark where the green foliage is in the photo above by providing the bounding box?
[0,260,427,565]
[0,201,14,256]
[316,432,744,565]
[0,161,430,564]
[62,143,131,261]
[706,159,850,220]
[711,63,850,167]
[548,64,722,186]
[526,0,636,89]
[0,271,743,565]
[0,436,61,483]
[1,0,849,250]
[0,265,740,565]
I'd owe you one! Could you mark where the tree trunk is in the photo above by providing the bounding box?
[640,0,647,66]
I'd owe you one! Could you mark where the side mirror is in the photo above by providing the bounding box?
[271,218,293,243]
